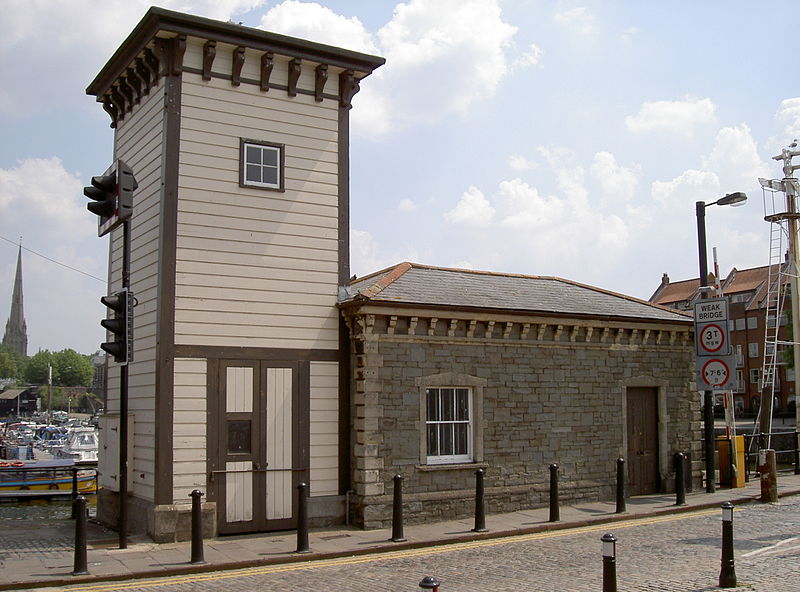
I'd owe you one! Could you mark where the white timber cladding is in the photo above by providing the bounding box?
[226,460,254,523]
[226,367,254,412]
[172,358,208,502]
[174,38,342,350]
[310,361,339,496]
[266,368,293,519]
[106,77,166,502]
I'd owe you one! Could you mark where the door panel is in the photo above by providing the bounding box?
[214,361,301,535]
[626,387,659,496]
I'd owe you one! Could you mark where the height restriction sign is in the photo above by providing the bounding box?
[697,356,735,390]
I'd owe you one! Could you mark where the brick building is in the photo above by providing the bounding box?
[650,265,794,413]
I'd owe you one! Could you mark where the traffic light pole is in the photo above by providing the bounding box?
[118,219,130,549]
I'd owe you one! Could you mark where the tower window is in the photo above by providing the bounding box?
[240,139,284,191]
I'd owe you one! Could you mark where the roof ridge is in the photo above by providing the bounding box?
[358,262,413,299]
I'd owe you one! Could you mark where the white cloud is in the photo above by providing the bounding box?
[511,43,543,70]
[625,96,717,136]
[554,7,598,36]
[444,186,496,226]
[258,0,378,54]
[620,26,639,44]
[508,154,538,171]
[651,169,720,206]
[703,124,770,191]
[776,98,800,141]
[590,151,639,203]
[397,198,418,212]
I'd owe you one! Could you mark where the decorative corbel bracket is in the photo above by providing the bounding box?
[339,69,360,108]
[314,64,328,102]
[288,58,302,96]
[260,52,274,91]
[202,40,216,81]
[231,46,246,86]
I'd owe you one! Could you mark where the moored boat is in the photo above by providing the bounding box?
[0,459,97,498]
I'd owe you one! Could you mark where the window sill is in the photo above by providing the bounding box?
[416,462,488,472]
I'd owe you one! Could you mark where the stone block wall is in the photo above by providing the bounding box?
[345,312,698,528]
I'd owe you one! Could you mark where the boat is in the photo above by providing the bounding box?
[55,427,99,464]
[0,459,97,498]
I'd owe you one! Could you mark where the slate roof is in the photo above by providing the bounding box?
[342,262,691,324]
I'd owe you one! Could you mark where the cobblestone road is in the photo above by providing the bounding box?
[23,497,800,592]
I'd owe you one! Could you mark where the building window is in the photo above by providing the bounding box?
[750,368,760,384]
[748,342,759,358]
[735,345,743,367]
[735,318,746,331]
[417,372,486,467]
[747,316,757,330]
[240,139,284,190]
[425,387,472,464]
[735,370,744,393]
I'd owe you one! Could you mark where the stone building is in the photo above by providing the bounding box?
[341,263,697,528]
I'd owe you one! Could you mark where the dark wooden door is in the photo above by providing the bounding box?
[626,387,659,495]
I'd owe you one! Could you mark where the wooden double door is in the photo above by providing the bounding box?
[211,360,308,534]
[626,387,659,496]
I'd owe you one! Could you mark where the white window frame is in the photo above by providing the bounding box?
[750,368,760,384]
[735,318,746,331]
[748,342,759,358]
[747,316,757,330]
[240,139,284,191]
[425,387,472,465]
[416,372,486,467]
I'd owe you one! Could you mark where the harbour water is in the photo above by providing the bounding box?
[0,495,97,521]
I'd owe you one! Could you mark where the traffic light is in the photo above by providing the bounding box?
[100,288,134,364]
[84,160,137,237]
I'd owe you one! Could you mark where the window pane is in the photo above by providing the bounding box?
[227,420,251,453]
[426,389,439,421]
[263,149,278,166]
[455,388,469,421]
[246,164,262,183]
[454,423,468,455]
[262,166,278,185]
[439,423,453,456]
[245,146,261,164]
[427,424,438,456]
[441,388,454,421]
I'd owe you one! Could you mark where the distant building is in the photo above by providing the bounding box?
[0,387,38,416]
[2,246,28,358]
[650,266,794,413]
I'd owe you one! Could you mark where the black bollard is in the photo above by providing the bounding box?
[615,458,626,513]
[601,533,617,592]
[419,576,440,591]
[718,502,736,588]
[70,467,79,519]
[189,489,205,564]
[549,463,559,522]
[472,469,487,533]
[674,453,686,506]
[296,482,310,553]
[390,474,406,542]
[72,495,89,576]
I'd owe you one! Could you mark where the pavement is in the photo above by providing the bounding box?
[2,472,800,591]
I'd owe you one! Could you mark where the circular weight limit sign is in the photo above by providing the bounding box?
[699,323,726,353]
[701,358,730,388]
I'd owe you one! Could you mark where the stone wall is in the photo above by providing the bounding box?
[345,311,698,528]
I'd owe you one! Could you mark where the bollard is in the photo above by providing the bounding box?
[70,467,79,519]
[72,495,89,576]
[189,489,205,564]
[472,469,488,533]
[390,474,406,542]
[674,453,686,506]
[718,502,736,588]
[549,463,559,522]
[419,576,440,591]
[601,533,617,592]
[615,458,625,514]
[759,449,778,502]
[295,482,310,553]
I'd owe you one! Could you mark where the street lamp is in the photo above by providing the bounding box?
[696,192,748,494]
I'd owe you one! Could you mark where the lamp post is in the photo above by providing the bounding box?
[696,192,748,494]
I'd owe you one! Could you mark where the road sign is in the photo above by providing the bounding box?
[696,321,729,356]
[694,298,728,323]
[696,355,735,390]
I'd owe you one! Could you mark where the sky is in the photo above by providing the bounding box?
[1,0,799,356]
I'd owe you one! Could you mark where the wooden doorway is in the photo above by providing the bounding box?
[626,387,659,496]
[212,360,303,534]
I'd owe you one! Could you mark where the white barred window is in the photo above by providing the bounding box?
[425,387,472,464]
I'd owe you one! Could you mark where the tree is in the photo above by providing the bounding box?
[0,348,17,380]
[23,350,53,384]
[52,349,94,387]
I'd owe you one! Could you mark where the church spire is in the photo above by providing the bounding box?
[3,245,28,357]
